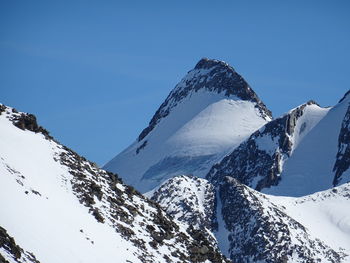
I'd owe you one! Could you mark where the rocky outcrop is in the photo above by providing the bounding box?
[333,104,350,186]
[147,175,218,247]
[0,226,41,263]
[0,105,51,139]
[138,58,272,141]
[148,175,216,231]
[207,101,319,191]
[218,177,345,263]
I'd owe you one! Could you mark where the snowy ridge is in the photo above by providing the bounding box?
[207,101,328,191]
[137,57,271,142]
[264,90,350,196]
[0,105,229,263]
[104,58,271,193]
[148,175,350,262]
[218,177,347,262]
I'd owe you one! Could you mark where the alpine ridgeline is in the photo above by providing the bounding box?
[103,58,350,262]
[104,58,272,192]
[4,58,350,263]
[0,105,229,263]
[146,89,350,262]
[148,175,349,262]
[207,90,350,197]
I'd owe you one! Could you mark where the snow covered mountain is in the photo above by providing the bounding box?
[208,91,350,196]
[4,56,350,263]
[0,105,229,263]
[104,58,272,193]
[148,175,350,262]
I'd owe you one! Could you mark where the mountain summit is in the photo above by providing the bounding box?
[104,58,272,192]
[138,58,271,142]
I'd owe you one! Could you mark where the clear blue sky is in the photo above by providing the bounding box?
[1,1,350,166]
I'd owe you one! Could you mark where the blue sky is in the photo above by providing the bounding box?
[1,1,350,165]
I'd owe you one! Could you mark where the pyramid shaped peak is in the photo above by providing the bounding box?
[194,58,233,71]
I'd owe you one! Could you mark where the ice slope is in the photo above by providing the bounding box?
[148,175,349,262]
[264,92,350,196]
[0,105,229,263]
[104,58,271,193]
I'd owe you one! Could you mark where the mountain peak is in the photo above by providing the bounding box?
[137,58,272,141]
[339,89,350,103]
[194,58,232,70]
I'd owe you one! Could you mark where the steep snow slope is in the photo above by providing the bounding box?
[265,91,350,196]
[0,105,229,263]
[148,175,349,262]
[269,183,350,257]
[207,101,329,191]
[104,58,271,192]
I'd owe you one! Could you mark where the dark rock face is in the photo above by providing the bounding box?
[138,58,272,142]
[0,105,6,115]
[0,226,41,263]
[338,89,350,103]
[207,101,316,191]
[12,113,52,139]
[218,177,344,263]
[149,175,217,231]
[333,104,350,186]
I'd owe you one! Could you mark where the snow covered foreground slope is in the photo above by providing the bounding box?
[104,58,271,193]
[148,175,350,262]
[0,105,229,263]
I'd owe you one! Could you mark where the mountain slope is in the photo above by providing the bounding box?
[0,105,229,263]
[104,58,271,193]
[264,90,350,196]
[218,177,348,262]
[148,175,349,262]
[208,90,350,196]
[207,101,329,192]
